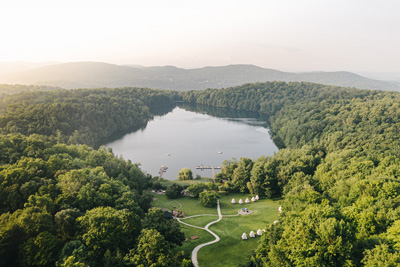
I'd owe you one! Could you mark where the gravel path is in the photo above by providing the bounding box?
[176,200,222,267]
[179,214,218,220]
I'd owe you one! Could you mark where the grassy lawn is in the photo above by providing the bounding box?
[152,192,280,267]
[152,194,218,216]
[177,224,215,256]
[180,215,219,228]
[199,194,280,267]
[152,194,218,257]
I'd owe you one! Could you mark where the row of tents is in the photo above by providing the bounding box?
[231,195,259,204]
[241,229,264,240]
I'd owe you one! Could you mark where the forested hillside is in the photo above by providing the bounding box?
[0,87,178,147]
[181,82,400,266]
[0,134,190,266]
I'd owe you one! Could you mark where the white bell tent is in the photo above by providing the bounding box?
[249,231,255,238]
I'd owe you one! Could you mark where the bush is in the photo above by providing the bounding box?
[199,191,220,207]
[152,181,162,190]
[205,182,218,191]
[165,183,184,199]
[187,183,206,198]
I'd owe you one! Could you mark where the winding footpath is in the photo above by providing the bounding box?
[176,200,223,267]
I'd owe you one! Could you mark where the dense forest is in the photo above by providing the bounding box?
[2,81,400,266]
[0,87,178,147]
[0,87,191,266]
[0,134,191,266]
[181,82,400,266]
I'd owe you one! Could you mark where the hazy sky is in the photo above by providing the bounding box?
[1,0,399,72]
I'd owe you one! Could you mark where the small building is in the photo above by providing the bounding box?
[249,231,255,238]
[231,198,236,204]
[278,206,282,213]
[245,198,250,204]
[241,233,247,240]
[239,199,243,204]
[257,229,263,236]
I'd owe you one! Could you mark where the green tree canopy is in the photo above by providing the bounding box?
[77,207,141,262]
[165,183,184,199]
[142,208,185,246]
[199,191,220,207]
[186,183,206,198]
[178,168,193,181]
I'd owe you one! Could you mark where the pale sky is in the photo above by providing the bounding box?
[1,0,399,72]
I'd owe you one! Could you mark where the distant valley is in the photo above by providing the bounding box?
[1,61,399,91]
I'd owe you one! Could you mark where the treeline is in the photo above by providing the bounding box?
[0,87,178,147]
[181,82,400,266]
[181,82,391,150]
[215,146,323,198]
[0,134,190,266]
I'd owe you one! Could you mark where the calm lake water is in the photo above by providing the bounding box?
[105,105,278,180]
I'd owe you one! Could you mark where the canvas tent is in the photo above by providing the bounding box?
[231,198,236,204]
[239,199,243,204]
[255,195,259,200]
[257,229,263,236]
[245,198,250,204]
[251,196,256,202]
[249,231,255,238]
[241,233,247,240]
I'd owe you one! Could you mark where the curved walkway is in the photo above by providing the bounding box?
[176,200,222,267]
[179,214,218,220]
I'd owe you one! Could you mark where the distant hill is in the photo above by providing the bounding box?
[1,62,399,91]
[0,84,63,95]
[0,61,58,75]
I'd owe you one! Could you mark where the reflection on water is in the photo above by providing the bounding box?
[104,104,278,180]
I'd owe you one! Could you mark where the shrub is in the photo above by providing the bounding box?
[165,183,184,199]
[199,191,220,207]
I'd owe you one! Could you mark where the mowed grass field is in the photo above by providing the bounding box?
[152,192,280,266]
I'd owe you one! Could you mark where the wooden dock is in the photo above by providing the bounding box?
[195,165,221,180]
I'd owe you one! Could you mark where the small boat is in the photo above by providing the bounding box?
[166,153,171,156]
[218,151,222,154]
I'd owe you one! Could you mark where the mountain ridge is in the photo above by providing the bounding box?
[1,61,398,91]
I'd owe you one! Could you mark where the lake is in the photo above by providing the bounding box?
[104,105,278,180]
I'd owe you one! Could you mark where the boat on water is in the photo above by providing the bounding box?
[166,153,171,156]
[218,151,222,154]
